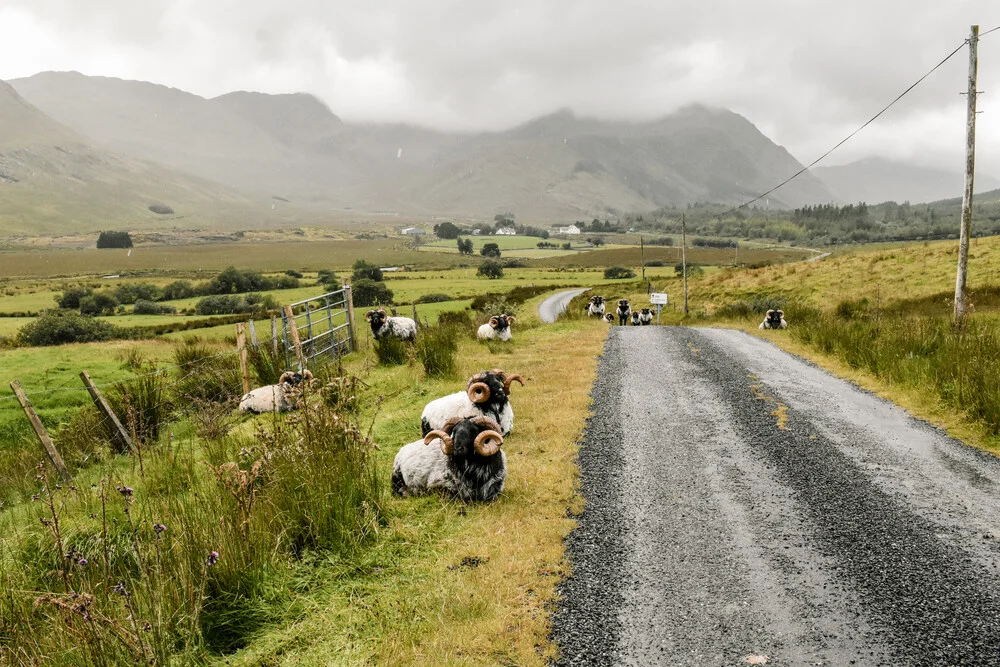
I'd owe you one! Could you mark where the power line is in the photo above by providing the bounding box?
[980,25,1000,38]
[719,37,970,217]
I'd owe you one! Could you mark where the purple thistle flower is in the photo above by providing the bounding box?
[78,558,88,566]
[153,523,167,535]
[206,551,220,567]
[111,582,128,596]
[117,486,134,497]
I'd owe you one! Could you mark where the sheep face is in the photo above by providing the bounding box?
[617,299,630,310]
[489,314,512,332]
[640,308,652,316]
[365,308,388,335]
[466,368,524,413]
[604,313,615,323]
[278,369,313,389]
[630,311,640,325]
[765,309,785,329]
[425,415,504,460]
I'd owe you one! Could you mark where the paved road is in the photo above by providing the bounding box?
[553,326,1000,666]
[538,288,590,323]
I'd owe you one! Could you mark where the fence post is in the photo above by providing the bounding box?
[412,303,419,328]
[283,305,306,368]
[9,381,72,482]
[344,283,357,352]
[247,319,258,348]
[235,323,251,395]
[271,314,279,357]
[79,371,135,456]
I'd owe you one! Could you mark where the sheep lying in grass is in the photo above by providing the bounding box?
[759,309,788,330]
[603,313,615,323]
[586,295,606,317]
[392,415,507,501]
[421,369,523,437]
[477,314,515,341]
[638,308,654,325]
[616,299,631,325]
[366,308,417,341]
[239,370,314,414]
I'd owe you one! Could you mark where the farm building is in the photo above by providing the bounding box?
[400,227,426,236]
[557,224,582,235]
[496,227,517,235]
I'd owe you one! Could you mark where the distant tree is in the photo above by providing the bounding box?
[478,260,504,279]
[494,213,515,226]
[561,242,572,250]
[79,291,119,316]
[588,237,605,247]
[674,263,705,277]
[133,299,177,315]
[480,243,501,258]
[56,287,93,310]
[352,258,384,282]
[113,283,162,304]
[603,266,635,279]
[161,280,196,301]
[351,278,394,307]
[478,223,495,236]
[284,269,304,278]
[208,266,269,294]
[96,231,133,249]
[457,238,474,255]
[434,222,462,239]
[195,293,277,315]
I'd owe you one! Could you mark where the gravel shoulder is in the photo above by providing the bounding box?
[553,326,1000,666]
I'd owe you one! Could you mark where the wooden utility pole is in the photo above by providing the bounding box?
[10,381,72,482]
[955,24,979,324]
[640,235,646,284]
[681,214,689,315]
[235,323,251,395]
[80,371,135,455]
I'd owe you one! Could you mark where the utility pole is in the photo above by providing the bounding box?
[955,24,979,324]
[640,235,646,283]
[681,214,689,315]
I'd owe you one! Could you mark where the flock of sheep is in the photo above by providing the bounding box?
[586,295,788,330]
[365,306,518,343]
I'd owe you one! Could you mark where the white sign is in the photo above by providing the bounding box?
[650,293,668,305]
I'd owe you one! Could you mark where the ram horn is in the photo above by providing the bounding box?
[424,430,453,455]
[505,315,516,324]
[467,382,491,404]
[302,369,314,381]
[489,316,499,329]
[365,310,374,322]
[473,430,504,457]
[777,310,784,317]
[503,374,524,394]
[765,309,774,317]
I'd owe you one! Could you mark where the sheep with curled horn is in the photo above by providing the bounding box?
[603,312,615,323]
[759,309,788,330]
[638,307,654,325]
[365,307,417,341]
[391,415,507,501]
[585,295,606,317]
[239,370,314,414]
[477,313,515,341]
[629,310,641,326]
[616,299,631,325]
[420,368,524,437]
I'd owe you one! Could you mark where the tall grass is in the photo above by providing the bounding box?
[416,324,459,377]
[373,336,411,366]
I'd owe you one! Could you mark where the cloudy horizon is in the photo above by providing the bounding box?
[1,1,999,176]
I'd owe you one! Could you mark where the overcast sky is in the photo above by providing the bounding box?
[1,0,999,175]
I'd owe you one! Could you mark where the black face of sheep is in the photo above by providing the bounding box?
[365,308,388,335]
[466,368,524,414]
[641,308,651,316]
[766,310,785,328]
[424,415,504,460]
[617,299,630,310]
[278,370,313,388]
[489,314,513,332]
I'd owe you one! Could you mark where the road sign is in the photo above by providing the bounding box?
[650,293,668,305]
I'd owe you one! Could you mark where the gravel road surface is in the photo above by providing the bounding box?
[553,326,1000,666]
[538,289,590,323]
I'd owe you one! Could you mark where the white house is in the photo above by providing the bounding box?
[496,227,517,236]
[400,227,425,236]
[558,224,582,235]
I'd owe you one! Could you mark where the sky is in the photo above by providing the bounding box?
[1,0,999,175]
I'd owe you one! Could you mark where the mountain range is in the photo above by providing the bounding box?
[2,70,993,234]
[814,158,1000,206]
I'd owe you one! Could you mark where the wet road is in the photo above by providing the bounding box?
[538,288,590,323]
[553,326,1000,666]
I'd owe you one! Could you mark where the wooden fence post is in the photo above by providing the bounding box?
[235,323,251,395]
[283,305,306,367]
[247,319,258,348]
[344,283,357,352]
[9,381,72,482]
[412,303,419,329]
[271,314,279,357]
[79,371,135,456]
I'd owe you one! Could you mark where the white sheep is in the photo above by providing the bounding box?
[421,369,523,437]
[759,309,788,330]
[629,311,641,326]
[366,308,417,341]
[586,295,606,317]
[638,308,654,325]
[477,313,515,341]
[392,415,507,502]
[239,370,314,414]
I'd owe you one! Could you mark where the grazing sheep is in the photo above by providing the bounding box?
[616,299,631,325]
[603,313,615,323]
[239,370,314,414]
[586,295,606,317]
[638,308,654,325]
[477,313,515,341]
[421,369,523,437]
[759,309,788,330]
[391,415,507,502]
[366,307,417,341]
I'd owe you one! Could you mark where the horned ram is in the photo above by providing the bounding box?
[366,307,417,341]
[586,295,606,317]
[477,313,515,341]
[420,369,523,437]
[759,309,788,330]
[616,299,631,325]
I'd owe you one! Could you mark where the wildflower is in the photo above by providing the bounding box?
[117,486,134,497]
[78,558,88,566]
[153,523,167,535]
[111,582,128,596]
[206,551,220,567]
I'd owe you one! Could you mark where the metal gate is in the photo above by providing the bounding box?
[280,287,355,368]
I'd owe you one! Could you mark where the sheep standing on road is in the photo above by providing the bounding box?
[586,295,606,317]
[638,308,654,325]
[630,311,641,326]
[392,415,507,502]
[616,299,631,326]
[477,314,515,341]
[366,308,417,341]
[759,309,788,330]
[239,370,314,414]
[421,369,523,437]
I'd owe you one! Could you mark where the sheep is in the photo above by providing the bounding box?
[586,295,606,317]
[391,415,507,502]
[421,369,524,437]
[365,307,417,341]
[616,299,631,325]
[603,313,615,323]
[759,309,788,330]
[239,370,314,414]
[477,313,515,341]
[638,307,654,325]
[630,311,641,326]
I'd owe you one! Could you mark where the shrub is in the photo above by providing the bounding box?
[79,291,119,315]
[437,310,476,332]
[18,311,123,346]
[374,336,410,366]
[351,279,394,307]
[161,280,196,301]
[416,293,453,303]
[96,230,133,248]
[317,269,336,285]
[480,243,501,258]
[246,342,285,386]
[114,282,163,304]
[133,299,177,315]
[693,237,738,248]
[457,238,474,254]
[207,267,271,295]
[674,263,705,277]
[645,260,665,267]
[56,286,93,309]
[561,242,572,250]
[284,269,303,278]
[274,275,300,289]
[195,294,277,315]
[604,266,635,279]
[647,237,674,246]
[173,338,243,403]
[352,259,383,282]
[478,261,504,279]
[107,363,172,449]
[416,324,459,377]
[147,203,174,215]
[501,258,527,268]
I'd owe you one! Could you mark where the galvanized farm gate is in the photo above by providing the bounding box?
[280,286,355,368]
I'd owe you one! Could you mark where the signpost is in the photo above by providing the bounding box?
[650,293,668,324]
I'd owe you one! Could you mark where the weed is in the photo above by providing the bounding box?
[416,324,459,377]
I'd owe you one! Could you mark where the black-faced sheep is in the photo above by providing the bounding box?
[421,369,523,437]
[616,299,631,325]
[586,295,606,317]
[638,307,654,325]
[477,313,515,342]
[391,415,506,502]
[239,370,314,414]
[603,312,615,323]
[629,311,641,326]
[366,307,417,341]
[759,309,788,330]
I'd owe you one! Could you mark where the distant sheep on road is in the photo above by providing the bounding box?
[638,308,654,325]
[616,299,631,325]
